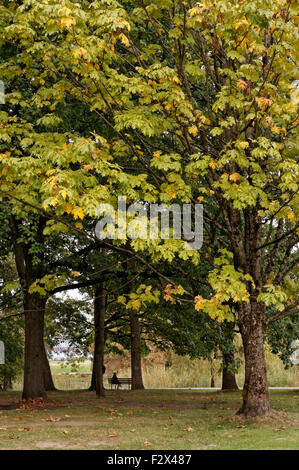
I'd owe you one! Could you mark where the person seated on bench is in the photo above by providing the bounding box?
[111,372,121,389]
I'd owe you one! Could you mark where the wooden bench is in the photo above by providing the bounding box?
[108,377,132,390]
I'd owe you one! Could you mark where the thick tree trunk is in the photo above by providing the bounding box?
[237,301,271,417]
[42,343,56,391]
[89,358,105,391]
[222,352,238,391]
[93,283,106,397]
[22,293,47,399]
[129,312,144,390]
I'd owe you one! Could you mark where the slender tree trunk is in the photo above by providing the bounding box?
[22,292,47,399]
[129,311,144,390]
[42,343,56,391]
[89,360,96,391]
[93,283,106,397]
[3,377,13,390]
[210,360,215,388]
[237,301,271,417]
[222,352,238,390]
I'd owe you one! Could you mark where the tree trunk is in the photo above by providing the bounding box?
[3,377,13,390]
[129,312,144,390]
[22,292,47,399]
[93,283,106,397]
[42,343,56,391]
[222,352,238,390]
[89,358,105,391]
[237,301,271,417]
[210,360,215,388]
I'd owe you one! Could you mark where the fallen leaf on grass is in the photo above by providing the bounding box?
[130,429,136,433]
[236,424,247,428]
[45,415,61,422]
[9,435,17,439]
[144,441,152,447]
[108,432,118,438]
[63,430,69,435]
[107,409,117,414]
[0,427,7,431]
[185,427,194,432]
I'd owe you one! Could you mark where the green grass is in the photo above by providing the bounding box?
[0,389,298,450]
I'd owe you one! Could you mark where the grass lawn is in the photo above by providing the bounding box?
[0,389,298,450]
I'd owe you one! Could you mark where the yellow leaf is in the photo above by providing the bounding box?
[194,295,205,311]
[271,126,287,136]
[70,271,80,278]
[189,5,205,17]
[287,211,295,222]
[238,141,249,149]
[236,80,247,90]
[73,47,87,59]
[60,17,76,29]
[64,203,73,214]
[119,33,130,47]
[188,125,198,137]
[73,207,85,220]
[255,97,273,109]
[229,173,241,182]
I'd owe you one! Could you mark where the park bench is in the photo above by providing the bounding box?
[108,377,132,390]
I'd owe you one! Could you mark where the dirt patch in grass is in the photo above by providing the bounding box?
[0,404,20,410]
[229,410,299,426]
[35,441,82,449]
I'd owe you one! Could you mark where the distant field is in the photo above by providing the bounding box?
[0,389,298,450]
[11,346,298,391]
[52,348,298,390]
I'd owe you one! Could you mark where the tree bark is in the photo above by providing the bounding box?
[237,301,271,417]
[93,283,106,397]
[89,357,105,391]
[22,292,47,399]
[222,352,238,391]
[210,360,215,388]
[42,343,56,391]
[129,311,144,390]
[10,215,48,400]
